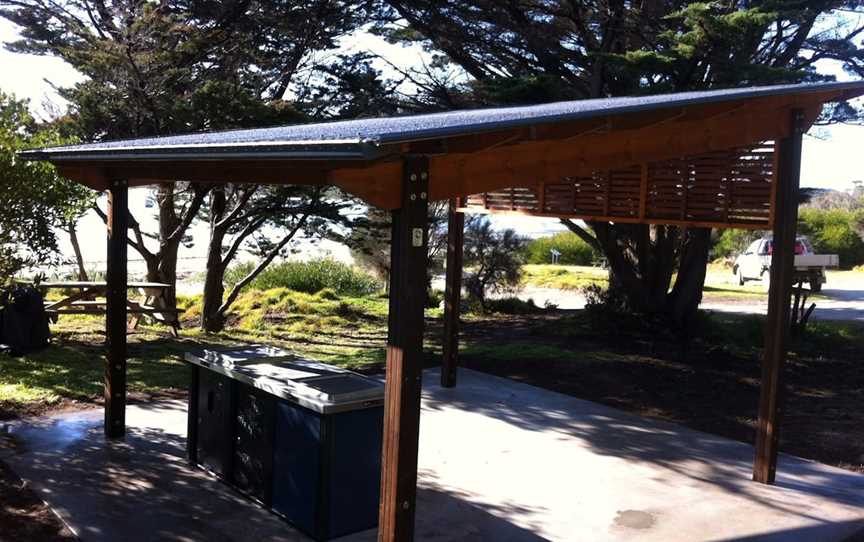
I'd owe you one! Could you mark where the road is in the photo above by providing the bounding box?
[475,271,864,322]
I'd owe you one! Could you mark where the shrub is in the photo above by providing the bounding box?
[463,218,527,306]
[483,296,542,315]
[798,208,864,269]
[523,232,598,265]
[711,229,761,260]
[224,258,380,297]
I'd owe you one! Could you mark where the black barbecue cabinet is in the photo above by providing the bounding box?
[185,346,384,541]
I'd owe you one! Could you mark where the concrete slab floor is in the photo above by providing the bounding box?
[1,368,863,542]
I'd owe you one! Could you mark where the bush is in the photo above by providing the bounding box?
[463,218,527,305]
[224,258,381,297]
[711,229,761,260]
[523,232,598,265]
[483,296,542,315]
[798,208,864,269]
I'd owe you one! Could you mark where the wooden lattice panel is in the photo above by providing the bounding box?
[460,142,775,229]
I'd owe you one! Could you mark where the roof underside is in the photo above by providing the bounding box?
[21,80,864,216]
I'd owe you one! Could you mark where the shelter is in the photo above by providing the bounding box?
[22,80,864,542]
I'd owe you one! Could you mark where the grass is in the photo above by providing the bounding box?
[521,264,608,290]
[0,288,412,416]
[521,263,844,301]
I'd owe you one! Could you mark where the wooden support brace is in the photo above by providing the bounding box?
[752,110,804,484]
[379,157,430,542]
[105,179,128,438]
[441,199,465,388]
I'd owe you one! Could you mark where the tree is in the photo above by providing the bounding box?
[2,0,369,309]
[463,217,527,308]
[200,185,350,332]
[376,0,864,323]
[341,201,449,289]
[0,92,92,279]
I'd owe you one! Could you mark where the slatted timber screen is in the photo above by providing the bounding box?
[460,142,775,229]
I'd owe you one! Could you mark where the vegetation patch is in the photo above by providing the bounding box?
[523,231,599,265]
[521,264,608,290]
[224,258,381,297]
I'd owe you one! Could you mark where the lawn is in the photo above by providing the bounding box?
[1,283,863,475]
[521,263,847,301]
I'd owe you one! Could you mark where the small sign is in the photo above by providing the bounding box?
[412,228,424,247]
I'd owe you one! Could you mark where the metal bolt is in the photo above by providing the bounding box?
[410,194,416,201]
[402,501,410,510]
[420,192,427,200]
[410,174,417,181]
[420,172,428,180]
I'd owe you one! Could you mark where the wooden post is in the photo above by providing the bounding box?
[753,110,804,484]
[441,199,464,388]
[379,157,429,542]
[105,179,128,438]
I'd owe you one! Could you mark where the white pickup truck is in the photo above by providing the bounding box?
[732,236,839,292]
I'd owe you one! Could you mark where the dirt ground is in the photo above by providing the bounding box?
[0,460,77,541]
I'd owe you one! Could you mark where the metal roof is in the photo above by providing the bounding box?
[21,80,864,162]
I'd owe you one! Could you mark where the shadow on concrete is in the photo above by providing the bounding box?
[712,519,864,542]
[421,369,864,532]
[0,401,548,542]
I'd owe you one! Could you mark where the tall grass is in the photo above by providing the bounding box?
[224,258,381,297]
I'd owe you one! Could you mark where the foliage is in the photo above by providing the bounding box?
[0,92,92,279]
[339,201,450,284]
[224,258,380,297]
[523,232,598,265]
[798,207,864,269]
[711,229,762,261]
[482,296,543,315]
[463,218,527,306]
[1,0,372,310]
[376,0,864,323]
[200,184,352,332]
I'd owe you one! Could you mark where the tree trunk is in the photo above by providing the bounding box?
[202,188,228,332]
[666,228,711,325]
[67,222,89,281]
[564,219,712,321]
[156,183,183,310]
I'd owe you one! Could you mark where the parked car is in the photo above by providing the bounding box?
[732,236,839,292]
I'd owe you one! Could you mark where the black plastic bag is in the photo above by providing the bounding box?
[0,285,51,356]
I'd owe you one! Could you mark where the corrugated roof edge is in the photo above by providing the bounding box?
[19,140,387,162]
[19,80,864,162]
[373,80,864,145]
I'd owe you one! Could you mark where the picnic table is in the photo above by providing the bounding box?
[37,281,181,336]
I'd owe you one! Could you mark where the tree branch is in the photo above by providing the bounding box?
[216,185,258,229]
[559,218,601,251]
[222,216,267,267]
[218,214,309,316]
[165,184,208,244]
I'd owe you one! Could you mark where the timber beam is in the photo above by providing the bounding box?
[379,157,430,541]
[105,179,129,438]
[752,110,805,484]
[441,199,464,388]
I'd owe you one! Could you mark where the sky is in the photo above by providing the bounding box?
[1,17,863,272]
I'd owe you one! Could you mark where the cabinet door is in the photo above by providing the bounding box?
[233,384,276,505]
[272,401,323,539]
[326,407,383,538]
[196,370,235,479]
